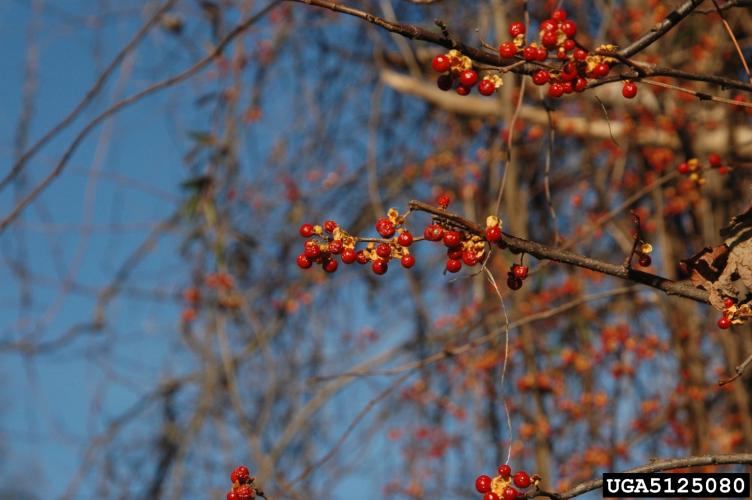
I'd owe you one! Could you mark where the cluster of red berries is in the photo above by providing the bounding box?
[296,209,417,275]
[506,263,529,290]
[475,464,535,499]
[432,50,502,96]
[676,154,731,186]
[718,297,737,329]
[226,465,257,499]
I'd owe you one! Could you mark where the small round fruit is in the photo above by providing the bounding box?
[475,474,492,493]
[499,41,517,58]
[443,230,462,248]
[456,85,471,96]
[437,193,451,208]
[376,218,396,238]
[328,239,343,254]
[532,70,550,86]
[503,486,520,500]
[424,224,444,241]
[323,220,337,233]
[522,45,538,61]
[513,264,529,279]
[574,77,588,92]
[552,8,567,21]
[323,258,338,273]
[372,259,388,275]
[459,69,479,87]
[561,19,577,37]
[486,225,502,242]
[548,83,564,98]
[563,39,576,51]
[299,223,314,237]
[723,297,736,309]
[233,465,251,481]
[376,243,392,259]
[541,30,558,48]
[536,46,548,60]
[622,81,637,99]
[398,231,414,247]
[227,492,240,500]
[709,152,722,166]
[437,74,453,91]
[341,248,357,264]
[484,493,501,500]
[677,162,690,174]
[540,19,557,31]
[718,316,732,329]
[514,470,532,488]
[498,464,512,478]
[507,275,523,290]
[446,258,462,273]
[432,54,451,73]
[234,485,255,500]
[479,78,496,96]
[562,81,574,94]
[401,254,415,268]
[592,62,610,78]
[356,250,368,264]
[509,21,525,37]
[638,254,651,267]
[304,243,320,259]
[462,250,478,266]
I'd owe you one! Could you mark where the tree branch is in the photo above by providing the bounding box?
[619,0,707,58]
[408,200,709,304]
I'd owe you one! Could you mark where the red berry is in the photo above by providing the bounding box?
[303,242,320,259]
[484,493,501,500]
[437,74,453,91]
[541,31,558,48]
[536,46,548,60]
[552,9,567,21]
[432,54,451,73]
[462,250,478,266]
[514,470,531,488]
[341,248,357,264]
[398,231,413,246]
[479,78,496,96]
[638,254,651,267]
[499,41,517,58]
[507,275,523,290]
[475,474,492,493]
[447,247,463,260]
[328,239,343,254]
[486,225,502,242]
[323,258,338,273]
[592,63,610,78]
[227,492,239,500]
[562,81,574,94]
[677,162,690,174]
[356,250,368,264]
[424,224,444,241]
[437,193,451,208]
[234,485,255,499]
[561,19,577,37]
[532,70,550,85]
[548,83,564,98]
[522,45,538,61]
[513,264,529,279]
[456,85,471,96]
[372,259,388,275]
[401,254,415,268]
[709,153,722,167]
[323,220,337,233]
[376,218,395,238]
[556,48,568,60]
[376,243,392,259]
[460,69,479,87]
[503,486,519,500]
[723,297,736,309]
[498,464,512,478]
[233,465,251,482]
[509,22,525,37]
[443,230,462,248]
[299,223,314,237]
[540,19,557,31]
[574,78,588,92]
[573,48,588,61]
[718,316,732,329]
[563,39,576,51]
[446,258,462,273]
[622,81,637,99]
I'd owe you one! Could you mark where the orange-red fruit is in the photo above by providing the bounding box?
[541,30,558,48]
[456,85,471,96]
[475,474,492,493]
[398,231,414,247]
[509,21,525,37]
[552,8,567,21]
[424,224,444,241]
[677,162,690,174]
[548,83,564,98]
[723,297,736,309]
[323,220,337,233]
[341,248,357,264]
[709,153,722,166]
[503,486,519,500]
[561,19,577,37]
[532,70,550,86]
[499,41,517,58]
[592,63,610,78]
[372,260,388,275]
[486,225,502,242]
[432,54,451,73]
[514,470,532,488]
[459,69,479,87]
[498,464,512,478]
[484,493,501,500]
[479,78,496,96]
[718,316,732,329]
[323,258,338,273]
[622,81,637,99]
[299,223,314,237]
[297,254,312,269]
[401,254,415,268]
[446,258,462,273]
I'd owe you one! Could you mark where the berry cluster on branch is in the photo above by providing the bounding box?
[475,464,537,500]
[226,465,260,499]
